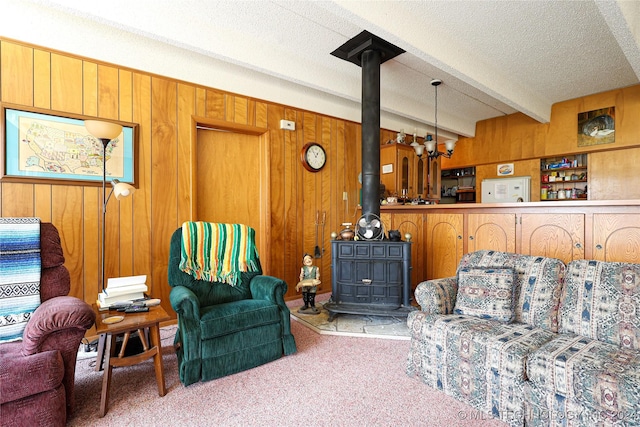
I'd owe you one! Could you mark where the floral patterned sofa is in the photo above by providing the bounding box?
[406,250,640,427]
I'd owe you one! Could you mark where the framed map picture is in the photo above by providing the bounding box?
[1,103,138,186]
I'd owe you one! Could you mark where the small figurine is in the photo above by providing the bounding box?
[296,253,321,314]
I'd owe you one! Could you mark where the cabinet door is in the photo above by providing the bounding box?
[427,157,441,201]
[467,213,516,253]
[399,153,410,195]
[426,213,464,279]
[520,214,584,264]
[416,157,426,198]
[396,146,417,197]
[592,214,640,262]
[380,145,398,196]
[380,144,417,197]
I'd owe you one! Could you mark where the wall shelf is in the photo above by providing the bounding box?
[541,155,588,200]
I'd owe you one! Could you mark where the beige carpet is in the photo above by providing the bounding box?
[71,320,507,427]
[287,293,411,340]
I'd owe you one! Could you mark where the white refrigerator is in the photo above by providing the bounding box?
[481,176,531,203]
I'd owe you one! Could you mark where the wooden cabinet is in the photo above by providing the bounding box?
[592,214,640,263]
[380,143,417,198]
[380,143,431,200]
[426,213,463,280]
[520,214,585,264]
[426,156,441,201]
[467,213,516,253]
[380,201,640,283]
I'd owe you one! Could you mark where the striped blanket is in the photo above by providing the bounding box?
[179,222,259,286]
[0,217,41,343]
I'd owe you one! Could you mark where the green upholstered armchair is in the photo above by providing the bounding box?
[168,226,296,386]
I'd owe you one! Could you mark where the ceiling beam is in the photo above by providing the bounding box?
[327,0,553,124]
[596,0,640,80]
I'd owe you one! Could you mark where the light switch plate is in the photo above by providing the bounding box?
[280,119,295,131]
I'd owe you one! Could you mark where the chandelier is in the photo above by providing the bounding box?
[412,79,456,159]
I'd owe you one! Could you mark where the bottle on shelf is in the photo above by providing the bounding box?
[540,154,588,201]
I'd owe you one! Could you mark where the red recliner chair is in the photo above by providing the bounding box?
[0,222,96,427]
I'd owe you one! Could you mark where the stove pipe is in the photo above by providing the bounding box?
[331,31,405,220]
[361,49,381,218]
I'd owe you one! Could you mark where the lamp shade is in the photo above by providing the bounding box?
[411,143,425,157]
[425,140,436,154]
[444,139,456,152]
[111,179,135,200]
[85,120,122,140]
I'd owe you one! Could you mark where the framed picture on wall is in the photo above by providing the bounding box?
[497,163,514,176]
[577,106,615,147]
[1,103,138,186]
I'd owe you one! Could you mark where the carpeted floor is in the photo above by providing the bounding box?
[70,319,507,427]
[287,293,410,340]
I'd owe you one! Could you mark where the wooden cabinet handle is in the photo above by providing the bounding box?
[469,235,474,240]
[596,244,603,250]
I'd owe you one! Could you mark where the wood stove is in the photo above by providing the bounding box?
[325,240,413,321]
[324,31,415,320]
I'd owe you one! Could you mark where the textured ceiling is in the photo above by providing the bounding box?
[7,0,640,138]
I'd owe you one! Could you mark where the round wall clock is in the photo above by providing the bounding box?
[300,142,327,172]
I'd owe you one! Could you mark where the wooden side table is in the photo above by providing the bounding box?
[93,304,171,417]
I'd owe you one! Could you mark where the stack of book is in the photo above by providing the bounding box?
[97,275,148,309]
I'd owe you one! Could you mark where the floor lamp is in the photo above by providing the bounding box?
[84,120,136,292]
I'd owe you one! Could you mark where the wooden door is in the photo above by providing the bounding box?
[196,128,266,260]
[426,213,464,279]
[520,214,584,264]
[467,213,516,253]
[592,214,640,262]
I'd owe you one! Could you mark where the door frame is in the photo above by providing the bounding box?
[190,116,271,272]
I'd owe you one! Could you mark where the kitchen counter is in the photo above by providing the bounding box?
[379,199,640,212]
[373,199,640,282]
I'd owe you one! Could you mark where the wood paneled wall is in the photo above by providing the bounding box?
[440,86,640,201]
[441,86,640,170]
[3,38,640,319]
[476,159,541,202]
[0,39,362,317]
